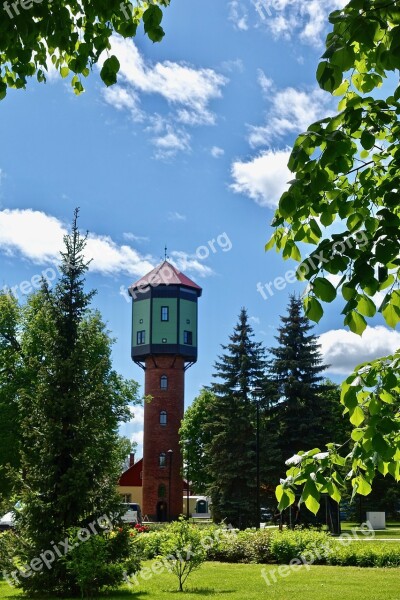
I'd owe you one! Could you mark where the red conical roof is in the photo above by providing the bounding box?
[129,260,202,296]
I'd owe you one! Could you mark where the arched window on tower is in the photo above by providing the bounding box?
[158,484,166,498]
[159,452,166,467]
[160,375,168,390]
[160,410,167,426]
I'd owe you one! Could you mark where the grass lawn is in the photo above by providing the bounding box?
[1,562,400,600]
[340,523,400,540]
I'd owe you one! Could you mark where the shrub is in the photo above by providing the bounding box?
[64,526,141,598]
[207,529,271,564]
[269,529,331,564]
[159,517,207,591]
[327,542,400,567]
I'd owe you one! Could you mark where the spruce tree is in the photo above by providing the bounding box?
[268,294,346,467]
[205,308,268,529]
[2,211,140,595]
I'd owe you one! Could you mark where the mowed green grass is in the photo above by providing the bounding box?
[2,562,400,600]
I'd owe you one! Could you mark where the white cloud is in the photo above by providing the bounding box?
[100,36,227,156]
[250,316,260,325]
[230,149,291,208]
[152,126,191,160]
[220,58,244,73]
[211,146,225,158]
[319,326,400,375]
[102,86,144,121]
[131,430,144,447]
[251,0,347,46]
[129,404,144,426]
[170,251,214,278]
[123,232,149,244]
[249,86,333,147]
[0,209,212,280]
[229,1,249,30]
[167,211,187,222]
[258,69,273,96]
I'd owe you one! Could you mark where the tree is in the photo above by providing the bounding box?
[0,0,169,99]
[268,295,347,464]
[205,308,268,529]
[179,389,215,495]
[159,518,207,592]
[1,211,141,595]
[265,1,400,511]
[0,295,23,511]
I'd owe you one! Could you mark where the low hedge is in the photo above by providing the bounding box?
[135,525,400,568]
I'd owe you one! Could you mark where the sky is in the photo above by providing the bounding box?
[0,0,399,458]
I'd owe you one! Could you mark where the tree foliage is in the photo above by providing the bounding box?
[0,211,141,595]
[266,0,400,512]
[179,389,215,495]
[268,295,345,463]
[203,309,268,528]
[0,0,169,99]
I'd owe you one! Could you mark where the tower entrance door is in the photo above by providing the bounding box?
[157,501,168,522]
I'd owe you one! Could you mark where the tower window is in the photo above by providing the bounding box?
[160,375,168,390]
[161,306,169,321]
[160,410,167,425]
[159,452,166,467]
[158,484,166,498]
[137,330,146,345]
[183,330,193,345]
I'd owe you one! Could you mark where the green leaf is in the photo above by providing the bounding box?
[350,405,365,427]
[361,130,375,150]
[317,61,343,93]
[342,283,356,301]
[379,390,394,404]
[351,428,364,442]
[313,277,337,302]
[355,475,372,496]
[302,480,320,515]
[304,297,323,323]
[276,485,295,510]
[357,295,376,317]
[100,55,120,87]
[265,235,276,252]
[143,5,165,42]
[279,193,297,218]
[382,303,400,328]
[344,311,367,335]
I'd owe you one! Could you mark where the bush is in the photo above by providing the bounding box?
[327,542,400,567]
[135,524,400,571]
[64,526,141,597]
[207,529,271,564]
[269,529,331,564]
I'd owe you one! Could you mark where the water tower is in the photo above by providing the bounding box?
[129,260,202,521]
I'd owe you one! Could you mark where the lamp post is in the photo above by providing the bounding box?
[185,441,190,520]
[252,387,263,530]
[168,449,173,522]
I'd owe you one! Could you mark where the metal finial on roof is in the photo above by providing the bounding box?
[164,245,169,261]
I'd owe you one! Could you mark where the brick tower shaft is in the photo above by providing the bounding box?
[142,355,184,520]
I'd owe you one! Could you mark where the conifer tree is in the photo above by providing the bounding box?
[268,295,346,466]
[205,308,268,529]
[1,210,140,595]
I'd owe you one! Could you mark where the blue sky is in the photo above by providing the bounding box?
[0,0,399,457]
